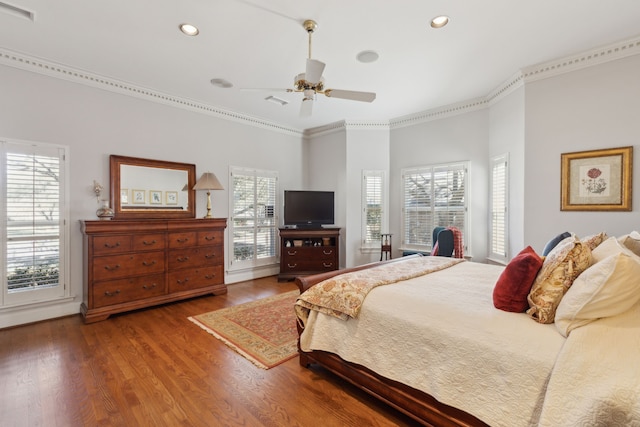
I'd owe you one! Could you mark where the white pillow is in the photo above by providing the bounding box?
[618,231,640,257]
[555,251,640,337]
[592,236,635,263]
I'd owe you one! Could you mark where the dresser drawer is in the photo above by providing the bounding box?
[168,232,197,248]
[281,259,337,273]
[93,251,166,281]
[92,235,132,255]
[168,265,224,293]
[92,274,166,308]
[283,247,336,261]
[168,246,223,270]
[132,233,166,251]
[197,230,223,246]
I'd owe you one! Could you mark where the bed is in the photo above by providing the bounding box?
[294,234,640,427]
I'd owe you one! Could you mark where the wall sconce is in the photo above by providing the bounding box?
[193,172,224,218]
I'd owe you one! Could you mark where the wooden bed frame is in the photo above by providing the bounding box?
[295,256,489,427]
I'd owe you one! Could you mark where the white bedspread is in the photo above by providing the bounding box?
[300,261,567,427]
[539,299,640,426]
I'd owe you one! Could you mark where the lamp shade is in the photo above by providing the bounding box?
[193,172,224,191]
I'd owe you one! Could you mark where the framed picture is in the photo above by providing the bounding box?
[120,189,129,205]
[150,190,162,205]
[166,191,178,205]
[132,189,146,204]
[561,146,633,211]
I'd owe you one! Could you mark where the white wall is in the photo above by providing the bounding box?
[523,55,640,253]
[489,86,526,259]
[389,109,491,261]
[0,64,305,326]
[345,127,390,267]
[306,129,347,267]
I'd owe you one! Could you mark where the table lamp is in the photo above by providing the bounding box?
[193,172,224,218]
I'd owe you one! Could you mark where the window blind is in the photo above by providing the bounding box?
[490,154,508,261]
[401,162,468,251]
[362,171,385,245]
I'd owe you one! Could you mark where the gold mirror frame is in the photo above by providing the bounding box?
[110,155,196,219]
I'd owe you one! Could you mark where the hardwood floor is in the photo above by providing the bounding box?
[0,276,418,427]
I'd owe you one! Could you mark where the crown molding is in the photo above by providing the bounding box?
[2,34,639,136]
[0,48,304,137]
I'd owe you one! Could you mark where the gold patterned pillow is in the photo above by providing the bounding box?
[581,231,608,251]
[527,237,592,324]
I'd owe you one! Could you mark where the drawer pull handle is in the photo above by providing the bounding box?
[176,238,189,243]
[142,283,157,290]
[205,253,216,259]
[104,242,120,249]
[287,250,297,256]
[142,240,157,245]
[177,279,189,285]
[142,260,156,266]
[104,264,121,271]
[323,262,333,268]
[204,236,216,241]
[104,290,121,297]
[205,274,215,279]
[323,250,333,255]
[177,256,190,262]
[287,263,297,268]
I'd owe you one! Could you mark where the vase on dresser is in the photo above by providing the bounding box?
[96,199,114,220]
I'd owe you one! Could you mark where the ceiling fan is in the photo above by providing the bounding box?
[251,19,376,117]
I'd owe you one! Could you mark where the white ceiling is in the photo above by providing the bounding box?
[2,0,640,132]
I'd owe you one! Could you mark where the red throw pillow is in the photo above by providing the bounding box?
[493,246,543,312]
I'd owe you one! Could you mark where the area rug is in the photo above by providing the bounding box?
[188,290,299,369]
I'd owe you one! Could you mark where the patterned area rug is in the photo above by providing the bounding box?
[188,290,299,369]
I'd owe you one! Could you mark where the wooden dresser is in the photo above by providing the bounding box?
[278,227,340,281]
[81,218,226,323]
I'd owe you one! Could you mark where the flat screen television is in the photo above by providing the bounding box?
[284,190,334,228]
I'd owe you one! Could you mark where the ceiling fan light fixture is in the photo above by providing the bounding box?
[179,23,199,36]
[210,78,233,88]
[430,15,449,29]
[356,50,379,63]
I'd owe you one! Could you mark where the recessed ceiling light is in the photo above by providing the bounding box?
[179,23,199,36]
[430,15,449,29]
[210,78,233,88]
[356,50,379,63]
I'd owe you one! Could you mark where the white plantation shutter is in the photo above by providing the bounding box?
[2,140,68,305]
[229,167,278,269]
[489,154,509,263]
[362,170,386,247]
[401,162,468,252]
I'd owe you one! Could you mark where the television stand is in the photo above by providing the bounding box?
[278,227,340,281]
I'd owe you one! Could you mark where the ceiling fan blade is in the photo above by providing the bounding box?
[300,97,313,117]
[305,59,326,84]
[324,89,376,102]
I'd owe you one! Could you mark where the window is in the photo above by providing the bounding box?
[361,170,387,249]
[489,153,509,263]
[401,162,468,252]
[229,167,278,270]
[1,140,68,306]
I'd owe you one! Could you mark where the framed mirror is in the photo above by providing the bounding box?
[110,155,196,219]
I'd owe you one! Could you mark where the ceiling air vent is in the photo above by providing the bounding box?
[0,1,35,21]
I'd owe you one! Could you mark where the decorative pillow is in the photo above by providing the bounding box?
[527,237,591,324]
[593,236,636,263]
[493,246,543,312]
[542,231,572,256]
[555,251,640,337]
[618,231,640,257]
[581,231,608,251]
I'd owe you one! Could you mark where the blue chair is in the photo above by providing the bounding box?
[432,227,454,257]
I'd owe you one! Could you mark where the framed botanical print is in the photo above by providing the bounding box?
[120,189,129,204]
[150,190,162,205]
[165,191,178,205]
[132,189,146,204]
[561,146,632,211]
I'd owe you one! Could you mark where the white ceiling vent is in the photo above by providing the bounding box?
[0,2,34,21]
[265,96,288,106]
